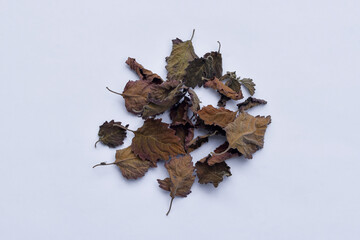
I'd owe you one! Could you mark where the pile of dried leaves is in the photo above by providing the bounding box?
[94,30,271,215]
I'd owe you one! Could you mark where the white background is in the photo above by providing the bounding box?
[1,0,360,239]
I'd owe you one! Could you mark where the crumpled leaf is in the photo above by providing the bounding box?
[218,78,242,107]
[131,118,185,165]
[187,88,201,113]
[237,97,267,112]
[221,112,271,159]
[170,97,191,126]
[157,154,195,215]
[195,161,231,187]
[171,124,194,151]
[95,120,127,148]
[197,105,237,128]
[204,77,243,100]
[121,80,156,114]
[142,80,185,118]
[126,57,163,84]
[166,37,198,81]
[240,78,256,96]
[186,131,217,153]
[203,51,222,78]
[199,141,241,165]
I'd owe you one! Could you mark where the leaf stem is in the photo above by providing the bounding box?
[217,41,221,53]
[106,87,123,96]
[166,197,174,216]
[190,29,195,41]
[211,146,231,156]
[113,124,135,133]
[92,162,117,168]
[94,139,100,148]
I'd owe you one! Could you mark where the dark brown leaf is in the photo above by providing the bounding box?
[203,51,222,78]
[121,80,156,114]
[187,88,201,113]
[195,161,231,187]
[237,97,267,112]
[126,57,163,84]
[186,131,217,153]
[199,142,241,166]
[170,97,191,126]
[184,58,212,88]
[95,120,127,148]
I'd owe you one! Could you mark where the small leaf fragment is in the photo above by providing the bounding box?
[195,161,231,187]
[126,57,163,84]
[204,77,243,100]
[197,105,237,128]
[96,120,127,148]
[157,154,196,215]
[131,118,185,165]
[240,78,256,96]
[199,142,241,165]
[237,97,267,112]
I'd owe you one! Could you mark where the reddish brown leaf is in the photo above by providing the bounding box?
[195,161,231,187]
[126,57,163,84]
[204,77,243,100]
[131,118,185,165]
[170,97,191,126]
[237,97,267,112]
[186,131,217,153]
[95,120,127,148]
[157,154,195,215]
[121,80,156,114]
[197,105,237,128]
[199,142,241,166]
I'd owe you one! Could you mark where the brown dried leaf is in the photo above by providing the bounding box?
[222,112,271,159]
[157,154,195,215]
[170,97,191,126]
[203,51,223,78]
[142,80,185,118]
[95,120,127,148]
[199,142,241,166]
[218,78,242,107]
[186,131,217,153]
[204,77,243,100]
[195,161,231,187]
[240,78,256,96]
[237,97,267,112]
[187,88,201,113]
[171,124,194,151]
[197,105,237,128]
[184,58,212,88]
[166,38,198,81]
[121,80,156,114]
[131,118,185,165]
[125,57,163,84]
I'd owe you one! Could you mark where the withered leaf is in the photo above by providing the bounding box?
[171,124,194,151]
[186,131,217,153]
[157,154,195,215]
[165,37,198,82]
[95,120,127,148]
[195,161,231,187]
[187,88,201,113]
[131,118,185,165]
[184,58,212,88]
[204,77,243,100]
[170,97,191,126]
[199,141,241,166]
[203,51,223,78]
[240,78,256,96]
[221,112,271,159]
[237,97,267,112]
[218,78,242,107]
[142,80,185,118]
[93,146,152,179]
[121,80,156,114]
[126,57,163,84]
[197,105,237,128]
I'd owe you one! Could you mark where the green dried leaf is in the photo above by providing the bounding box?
[240,78,256,96]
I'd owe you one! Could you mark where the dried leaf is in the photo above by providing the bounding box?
[157,154,195,215]
[197,105,237,128]
[95,120,127,148]
[237,97,267,112]
[131,118,185,165]
[171,124,194,150]
[204,77,243,100]
[186,131,217,153]
[142,80,185,118]
[222,112,271,159]
[195,161,231,187]
[125,57,163,84]
[166,38,198,81]
[184,58,212,88]
[199,142,241,166]
[121,80,156,114]
[218,78,242,107]
[203,51,223,78]
[187,88,201,113]
[240,78,256,96]
[170,97,191,126]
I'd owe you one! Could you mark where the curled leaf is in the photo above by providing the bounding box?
[186,131,217,153]
[187,88,201,113]
[95,120,127,148]
[218,78,242,107]
[126,57,163,84]
[204,77,243,100]
[195,161,231,187]
[131,118,185,165]
[240,78,256,96]
[157,154,195,215]
[166,36,198,82]
[199,141,241,166]
[197,105,237,128]
[237,97,267,112]
[221,112,271,159]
